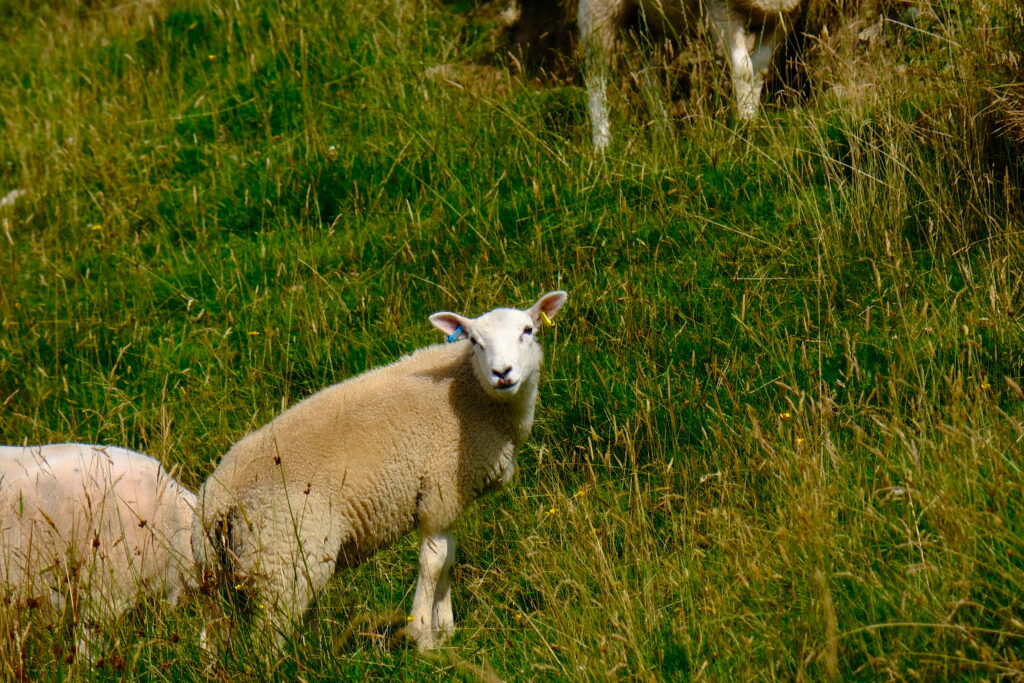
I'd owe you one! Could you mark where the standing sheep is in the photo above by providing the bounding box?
[0,443,196,644]
[579,0,804,149]
[193,290,568,650]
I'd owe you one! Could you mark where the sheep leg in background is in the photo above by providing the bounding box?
[407,531,454,649]
[579,0,623,150]
[749,22,783,102]
[586,71,613,151]
[709,7,781,121]
[710,8,756,120]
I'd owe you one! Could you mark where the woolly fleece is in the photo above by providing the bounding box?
[0,444,196,619]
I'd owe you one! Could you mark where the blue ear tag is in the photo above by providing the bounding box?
[446,325,463,344]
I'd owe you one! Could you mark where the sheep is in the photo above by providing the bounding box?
[193,290,568,650]
[0,443,196,645]
[578,0,804,149]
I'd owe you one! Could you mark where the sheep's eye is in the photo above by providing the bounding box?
[522,326,534,337]
[469,336,478,346]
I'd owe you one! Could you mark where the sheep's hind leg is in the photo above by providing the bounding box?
[748,23,782,110]
[406,531,455,649]
[245,502,342,650]
[250,548,337,649]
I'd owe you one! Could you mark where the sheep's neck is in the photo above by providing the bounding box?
[511,372,540,444]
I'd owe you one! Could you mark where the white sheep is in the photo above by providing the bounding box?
[0,443,196,641]
[579,0,804,149]
[193,290,568,649]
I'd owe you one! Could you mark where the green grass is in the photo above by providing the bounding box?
[1,0,1023,678]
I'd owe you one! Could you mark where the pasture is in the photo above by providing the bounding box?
[0,0,1022,678]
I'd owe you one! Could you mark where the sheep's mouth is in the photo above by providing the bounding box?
[494,379,518,391]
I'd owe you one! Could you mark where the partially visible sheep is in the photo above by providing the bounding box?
[193,290,568,650]
[0,444,196,638]
[579,0,805,149]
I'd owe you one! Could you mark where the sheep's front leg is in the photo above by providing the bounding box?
[431,532,456,640]
[407,531,455,649]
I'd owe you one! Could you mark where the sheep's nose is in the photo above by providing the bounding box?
[492,366,512,380]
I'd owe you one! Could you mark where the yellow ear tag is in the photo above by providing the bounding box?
[540,311,555,328]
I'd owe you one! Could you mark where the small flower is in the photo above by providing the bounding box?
[406,615,415,623]
[779,411,792,420]
[248,331,260,336]
[234,583,244,590]
[981,381,991,391]
[513,613,524,622]
[547,508,557,516]
[572,488,586,499]
[795,437,805,445]
[207,54,217,61]
[89,224,102,231]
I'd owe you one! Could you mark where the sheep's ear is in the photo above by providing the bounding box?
[429,312,471,339]
[528,290,567,327]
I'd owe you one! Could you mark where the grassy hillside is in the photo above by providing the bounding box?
[1,0,1022,678]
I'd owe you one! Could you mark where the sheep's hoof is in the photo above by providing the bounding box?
[736,103,758,122]
[396,624,430,650]
[396,621,444,651]
[591,132,611,152]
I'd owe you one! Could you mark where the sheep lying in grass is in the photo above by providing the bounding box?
[193,290,568,650]
[0,444,196,638]
[579,0,804,149]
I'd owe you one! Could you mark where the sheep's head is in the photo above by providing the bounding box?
[430,290,567,401]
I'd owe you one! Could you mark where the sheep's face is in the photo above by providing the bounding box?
[430,291,567,402]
